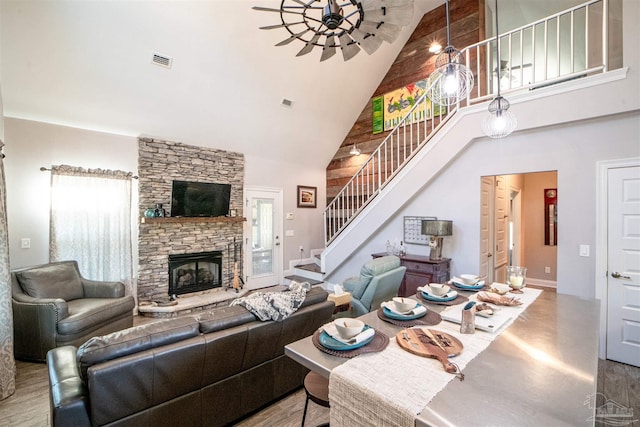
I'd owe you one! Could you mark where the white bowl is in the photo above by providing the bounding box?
[428,283,451,296]
[333,318,365,339]
[392,297,415,312]
[459,274,480,285]
[491,282,511,294]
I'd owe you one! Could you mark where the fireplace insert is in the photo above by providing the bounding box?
[168,251,223,296]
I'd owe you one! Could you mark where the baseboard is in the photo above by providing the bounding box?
[527,278,557,288]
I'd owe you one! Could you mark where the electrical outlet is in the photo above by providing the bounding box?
[545,267,551,274]
[21,238,31,249]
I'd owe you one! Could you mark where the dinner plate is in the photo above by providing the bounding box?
[319,325,374,350]
[421,290,458,302]
[382,304,426,320]
[451,280,485,291]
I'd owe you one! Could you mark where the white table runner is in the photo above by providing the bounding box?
[329,288,542,427]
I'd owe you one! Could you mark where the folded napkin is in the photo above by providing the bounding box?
[321,322,375,345]
[381,301,427,316]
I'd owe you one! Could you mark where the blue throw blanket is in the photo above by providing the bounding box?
[230,282,309,321]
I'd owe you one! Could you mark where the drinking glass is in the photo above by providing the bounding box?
[506,266,527,292]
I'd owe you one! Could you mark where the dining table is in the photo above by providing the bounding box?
[284,287,600,426]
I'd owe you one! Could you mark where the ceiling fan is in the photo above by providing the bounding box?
[253,0,414,61]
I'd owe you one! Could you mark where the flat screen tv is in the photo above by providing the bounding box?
[171,180,231,217]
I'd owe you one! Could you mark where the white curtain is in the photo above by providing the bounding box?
[0,141,16,400]
[49,165,133,286]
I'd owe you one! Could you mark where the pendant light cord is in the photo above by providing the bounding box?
[445,0,451,45]
[495,0,501,97]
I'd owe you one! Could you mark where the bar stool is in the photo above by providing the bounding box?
[301,371,330,427]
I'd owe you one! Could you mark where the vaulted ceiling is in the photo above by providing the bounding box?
[0,0,586,168]
[0,0,442,167]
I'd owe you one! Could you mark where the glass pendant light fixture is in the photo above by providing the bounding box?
[428,0,474,106]
[349,144,361,156]
[482,0,517,138]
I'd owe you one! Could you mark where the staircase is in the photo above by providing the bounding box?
[318,0,612,278]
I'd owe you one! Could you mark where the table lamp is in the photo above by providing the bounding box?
[421,220,453,260]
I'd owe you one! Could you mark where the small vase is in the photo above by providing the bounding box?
[144,208,156,218]
[154,203,166,218]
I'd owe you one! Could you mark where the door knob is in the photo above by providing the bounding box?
[611,272,631,280]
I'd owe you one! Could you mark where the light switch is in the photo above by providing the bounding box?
[579,245,590,257]
[285,229,294,237]
[286,213,294,220]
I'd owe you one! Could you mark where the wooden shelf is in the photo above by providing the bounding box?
[140,216,246,224]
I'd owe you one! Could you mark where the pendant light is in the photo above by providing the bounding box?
[428,0,474,106]
[482,0,517,138]
[349,144,361,156]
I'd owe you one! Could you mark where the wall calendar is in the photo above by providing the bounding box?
[403,216,436,245]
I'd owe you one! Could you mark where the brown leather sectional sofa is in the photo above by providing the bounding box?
[46,287,334,427]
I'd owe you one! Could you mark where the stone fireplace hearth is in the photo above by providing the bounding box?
[137,138,244,313]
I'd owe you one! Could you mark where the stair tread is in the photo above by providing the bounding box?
[284,275,324,286]
[295,263,323,273]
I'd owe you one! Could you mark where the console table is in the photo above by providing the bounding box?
[371,253,450,297]
[285,290,600,426]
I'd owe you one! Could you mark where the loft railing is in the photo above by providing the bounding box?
[324,0,609,245]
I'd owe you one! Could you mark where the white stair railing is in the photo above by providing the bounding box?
[324,0,609,245]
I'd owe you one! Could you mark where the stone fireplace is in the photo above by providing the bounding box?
[137,138,244,306]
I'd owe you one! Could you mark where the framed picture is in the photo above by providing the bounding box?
[403,216,437,245]
[297,186,317,208]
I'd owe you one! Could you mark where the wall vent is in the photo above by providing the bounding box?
[281,98,294,108]
[151,52,173,68]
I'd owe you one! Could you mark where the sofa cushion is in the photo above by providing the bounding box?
[58,297,135,335]
[76,316,200,381]
[15,262,84,301]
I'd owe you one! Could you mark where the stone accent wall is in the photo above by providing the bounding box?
[137,138,244,302]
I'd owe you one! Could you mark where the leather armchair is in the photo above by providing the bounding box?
[343,255,407,316]
[11,260,135,361]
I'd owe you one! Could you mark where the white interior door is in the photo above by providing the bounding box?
[494,176,509,282]
[606,165,640,367]
[480,177,494,281]
[244,187,283,289]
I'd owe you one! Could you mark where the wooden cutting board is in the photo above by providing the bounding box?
[396,328,463,374]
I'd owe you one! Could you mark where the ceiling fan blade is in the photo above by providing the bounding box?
[363,6,414,26]
[296,33,322,56]
[320,35,337,61]
[276,29,311,46]
[350,28,383,55]
[338,33,361,61]
[359,21,401,43]
[252,6,303,15]
[259,21,305,30]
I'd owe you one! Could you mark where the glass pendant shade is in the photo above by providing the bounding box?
[429,46,474,106]
[482,96,517,138]
[482,0,517,138]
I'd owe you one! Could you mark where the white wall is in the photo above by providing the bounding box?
[244,154,326,265]
[4,118,139,269]
[3,118,327,272]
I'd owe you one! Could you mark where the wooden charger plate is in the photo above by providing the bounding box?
[396,328,463,375]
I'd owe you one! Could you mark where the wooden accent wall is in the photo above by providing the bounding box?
[326,0,485,202]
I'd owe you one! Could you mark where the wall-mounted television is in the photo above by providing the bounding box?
[171,180,231,217]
